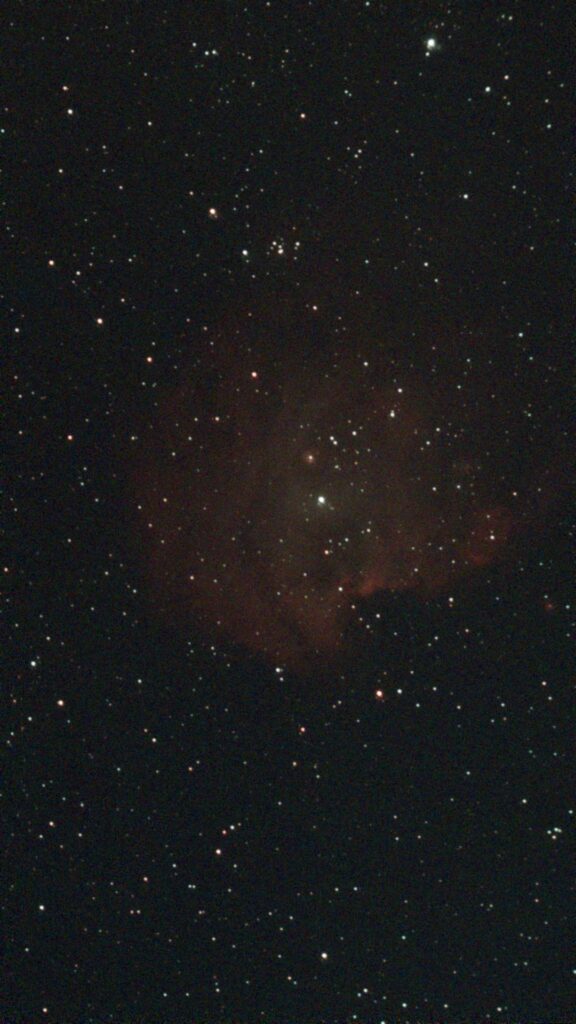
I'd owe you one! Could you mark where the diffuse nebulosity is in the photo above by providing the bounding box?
[131,297,526,671]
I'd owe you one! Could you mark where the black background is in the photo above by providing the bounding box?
[3,2,574,1022]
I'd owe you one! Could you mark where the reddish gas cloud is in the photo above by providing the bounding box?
[127,298,531,671]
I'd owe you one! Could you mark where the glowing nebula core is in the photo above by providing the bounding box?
[127,293,537,672]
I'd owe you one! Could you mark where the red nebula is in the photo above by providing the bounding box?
[127,303,525,672]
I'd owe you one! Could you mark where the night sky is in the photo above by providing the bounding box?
[4,3,574,1023]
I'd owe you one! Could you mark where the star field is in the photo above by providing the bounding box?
[3,3,574,1023]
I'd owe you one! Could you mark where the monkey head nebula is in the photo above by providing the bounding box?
[129,300,531,672]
